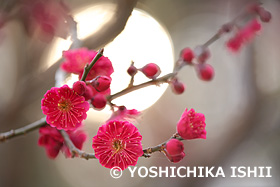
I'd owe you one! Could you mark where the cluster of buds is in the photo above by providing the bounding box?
[162,108,206,163]
[180,46,214,81]
[225,4,272,52]
[249,4,272,22]
[72,76,111,110]
[168,45,214,95]
[127,62,161,79]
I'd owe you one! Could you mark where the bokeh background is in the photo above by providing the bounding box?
[0,0,280,186]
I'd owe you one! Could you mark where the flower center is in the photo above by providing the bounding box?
[112,139,125,153]
[58,99,72,112]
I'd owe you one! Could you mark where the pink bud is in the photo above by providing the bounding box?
[166,139,184,156]
[181,47,194,64]
[170,79,185,94]
[221,23,233,33]
[91,94,107,109]
[194,46,211,63]
[196,64,214,81]
[82,85,94,101]
[141,63,161,79]
[166,152,185,163]
[91,76,111,92]
[177,108,207,140]
[258,8,272,23]
[226,36,242,52]
[127,65,137,76]
[248,19,261,32]
[73,81,87,95]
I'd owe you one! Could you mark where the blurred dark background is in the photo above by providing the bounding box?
[0,0,280,186]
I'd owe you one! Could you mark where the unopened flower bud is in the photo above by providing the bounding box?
[258,8,272,22]
[91,94,107,109]
[127,65,137,76]
[166,152,185,163]
[181,47,194,64]
[166,139,184,156]
[73,81,87,95]
[91,76,111,92]
[140,63,161,79]
[194,46,211,63]
[170,79,185,94]
[196,64,214,81]
[221,23,233,33]
[82,85,94,101]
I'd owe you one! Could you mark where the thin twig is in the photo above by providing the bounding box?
[127,61,136,87]
[142,133,184,157]
[108,72,176,102]
[80,48,104,82]
[0,117,47,143]
[60,129,183,159]
[60,130,96,160]
[201,2,260,48]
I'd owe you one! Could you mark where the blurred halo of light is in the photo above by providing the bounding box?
[104,9,174,110]
[45,4,174,121]
[44,3,116,69]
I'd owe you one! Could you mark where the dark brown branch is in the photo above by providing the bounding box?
[0,117,47,142]
[81,0,139,50]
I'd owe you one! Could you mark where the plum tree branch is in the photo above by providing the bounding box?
[107,72,176,102]
[60,130,96,159]
[81,0,139,50]
[0,3,266,163]
[0,117,47,142]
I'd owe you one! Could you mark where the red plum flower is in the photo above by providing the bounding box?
[41,85,90,130]
[177,108,207,140]
[92,120,143,170]
[227,19,261,52]
[38,125,87,159]
[61,48,114,80]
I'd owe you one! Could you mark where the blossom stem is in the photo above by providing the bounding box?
[202,32,221,48]
[80,48,104,82]
[202,2,260,48]
[142,133,183,157]
[108,72,176,102]
[0,117,47,143]
[60,130,96,160]
[128,61,135,87]
[108,6,256,102]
